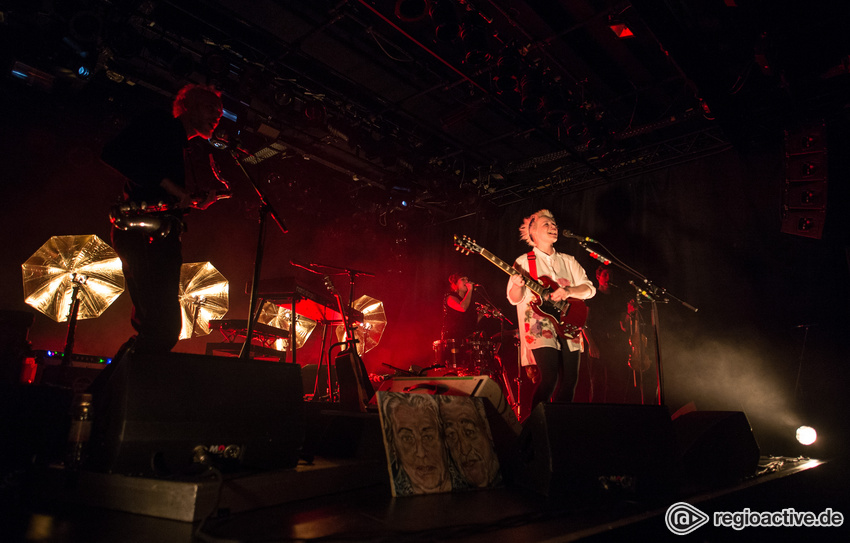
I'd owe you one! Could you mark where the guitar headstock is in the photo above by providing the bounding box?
[453,234,482,255]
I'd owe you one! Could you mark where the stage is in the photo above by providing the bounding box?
[5,453,847,542]
[3,386,848,543]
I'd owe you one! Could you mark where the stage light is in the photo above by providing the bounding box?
[430,0,460,42]
[395,0,430,22]
[203,51,229,76]
[608,17,634,39]
[520,73,544,116]
[9,62,55,91]
[273,88,293,107]
[304,100,326,123]
[494,53,522,94]
[460,21,491,65]
[796,425,817,445]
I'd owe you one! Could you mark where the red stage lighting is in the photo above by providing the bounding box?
[608,20,635,39]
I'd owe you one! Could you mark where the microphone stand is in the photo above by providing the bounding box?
[228,149,289,361]
[577,240,697,407]
[298,261,374,399]
[309,262,375,333]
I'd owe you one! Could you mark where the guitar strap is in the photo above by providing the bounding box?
[527,250,538,281]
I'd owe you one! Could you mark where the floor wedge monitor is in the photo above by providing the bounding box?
[88,352,305,477]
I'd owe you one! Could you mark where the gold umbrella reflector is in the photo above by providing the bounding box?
[22,234,124,322]
[335,295,386,355]
[179,262,230,339]
[256,301,317,350]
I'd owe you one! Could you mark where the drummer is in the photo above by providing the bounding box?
[441,273,482,343]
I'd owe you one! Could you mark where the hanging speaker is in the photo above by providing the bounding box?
[782,121,827,239]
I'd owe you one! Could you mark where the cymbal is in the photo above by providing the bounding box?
[178,261,229,339]
[22,234,124,322]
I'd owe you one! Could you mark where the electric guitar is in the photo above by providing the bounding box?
[453,234,588,339]
[109,154,232,237]
[109,190,232,237]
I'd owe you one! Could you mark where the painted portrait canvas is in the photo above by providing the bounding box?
[376,391,502,497]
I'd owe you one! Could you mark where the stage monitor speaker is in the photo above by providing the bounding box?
[513,403,677,500]
[1,383,72,471]
[88,352,305,478]
[673,410,760,483]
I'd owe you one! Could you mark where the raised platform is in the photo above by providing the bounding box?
[34,456,388,522]
[13,455,845,542]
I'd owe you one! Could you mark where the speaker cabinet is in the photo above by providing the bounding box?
[88,352,305,477]
[673,410,760,483]
[1,383,72,470]
[782,122,828,239]
[513,403,677,500]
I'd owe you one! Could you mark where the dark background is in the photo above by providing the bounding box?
[1,0,849,460]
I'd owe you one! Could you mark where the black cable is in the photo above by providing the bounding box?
[191,461,241,543]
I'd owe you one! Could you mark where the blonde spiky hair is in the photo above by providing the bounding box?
[519,209,555,247]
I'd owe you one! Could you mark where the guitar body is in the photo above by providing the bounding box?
[109,190,232,238]
[334,349,374,412]
[528,275,588,339]
[323,275,375,412]
[453,234,589,340]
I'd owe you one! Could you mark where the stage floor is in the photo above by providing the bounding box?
[5,454,848,542]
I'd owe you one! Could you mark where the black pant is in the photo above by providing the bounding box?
[531,342,580,408]
[88,225,183,410]
[111,225,183,355]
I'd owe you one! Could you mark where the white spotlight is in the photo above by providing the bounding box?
[795,425,817,446]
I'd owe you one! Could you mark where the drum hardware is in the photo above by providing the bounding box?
[490,329,523,421]
[432,339,464,373]
[431,330,525,421]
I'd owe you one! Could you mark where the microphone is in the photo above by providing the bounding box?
[629,280,655,302]
[562,230,597,243]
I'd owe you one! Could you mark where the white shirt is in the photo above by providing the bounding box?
[506,247,596,366]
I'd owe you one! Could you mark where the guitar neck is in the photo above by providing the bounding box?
[478,248,548,298]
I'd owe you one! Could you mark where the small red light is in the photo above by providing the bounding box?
[609,23,635,39]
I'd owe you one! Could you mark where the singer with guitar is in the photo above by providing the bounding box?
[99,84,231,365]
[507,209,596,410]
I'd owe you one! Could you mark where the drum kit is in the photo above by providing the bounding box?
[431,329,521,414]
